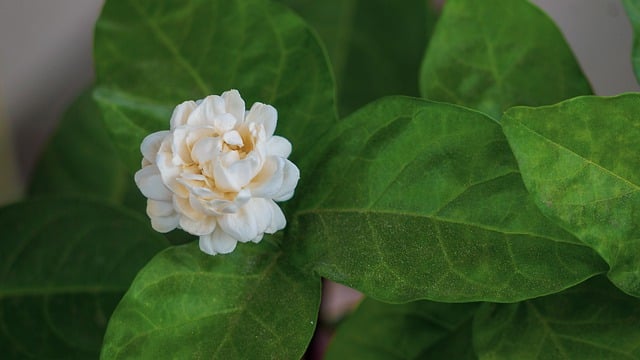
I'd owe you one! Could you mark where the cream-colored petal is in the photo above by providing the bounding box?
[156,150,188,198]
[188,95,218,126]
[179,215,216,236]
[135,165,172,200]
[140,131,169,163]
[273,159,300,201]
[147,199,174,217]
[199,229,238,255]
[150,213,179,233]
[173,194,205,220]
[264,199,286,233]
[221,89,246,124]
[170,101,197,129]
[245,103,277,136]
[223,130,244,147]
[218,201,261,242]
[170,127,192,164]
[249,156,284,198]
[266,136,292,158]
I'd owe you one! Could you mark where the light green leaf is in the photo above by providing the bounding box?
[0,198,168,359]
[502,93,640,297]
[623,0,640,84]
[279,0,437,116]
[474,276,640,359]
[291,96,606,303]
[326,298,478,360]
[101,241,320,359]
[94,0,337,172]
[420,0,591,119]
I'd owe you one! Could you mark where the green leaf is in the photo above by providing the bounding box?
[279,0,437,116]
[0,198,168,358]
[101,241,320,359]
[474,276,640,359]
[325,298,478,360]
[291,96,607,303]
[502,93,640,297]
[29,89,139,208]
[94,0,337,172]
[420,0,591,119]
[623,0,640,85]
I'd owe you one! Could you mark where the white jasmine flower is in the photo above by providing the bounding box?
[134,90,299,255]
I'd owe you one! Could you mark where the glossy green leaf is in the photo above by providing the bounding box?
[29,90,137,207]
[0,198,168,358]
[502,94,640,297]
[94,0,337,172]
[326,298,478,359]
[279,0,436,116]
[623,0,640,84]
[474,276,640,359]
[420,0,591,119]
[291,96,606,303]
[101,241,320,359]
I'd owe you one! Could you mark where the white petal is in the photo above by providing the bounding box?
[245,103,277,136]
[249,156,284,198]
[199,229,238,255]
[135,165,172,200]
[273,159,300,201]
[156,149,188,198]
[140,131,169,163]
[223,130,244,147]
[221,89,246,124]
[218,201,262,242]
[179,215,216,236]
[187,95,218,126]
[170,101,196,129]
[191,136,219,165]
[173,195,205,220]
[266,136,292,158]
[171,128,192,164]
[147,199,174,217]
[265,200,286,233]
[214,113,237,133]
[213,152,261,192]
[150,213,179,233]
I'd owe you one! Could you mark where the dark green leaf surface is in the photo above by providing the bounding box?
[29,90,139,208]
[623,0,640,85]
[101,241,320,359]
[420,0,591,119]
[0,198,168,359]
[474,276,640,359]
[280,0,436,116]
[502,94,640,297]
[291,96,606,303]
[94,0,337,172]
[325,298,478,359]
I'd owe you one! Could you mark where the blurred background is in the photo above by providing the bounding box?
[0,0,639,338]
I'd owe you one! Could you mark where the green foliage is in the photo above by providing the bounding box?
[623,0,640,85]
[100,241,320,359]
[420,0,592,119]
[280,0,437,116]
[0,198,167,358]
[326,299,478,359]
[93,0,337,172]
[292,96,606,303]
[502,94,640,297]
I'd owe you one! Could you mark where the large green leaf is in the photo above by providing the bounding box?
[29,90,136,207]
[325,298,478,359]
[101,241,320,359]
[0,198,168,358]
[94,0,337,172]
[279,0,436,116]
[420,0,591,119]
[291,96,606,303]
[623,0,640,85]
[474,276,640,359]
[502,94,640,297]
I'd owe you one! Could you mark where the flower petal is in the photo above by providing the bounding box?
[273,159,300,201]
[199,228,238,255]
[265,199,286,233]
[147,199,174,217]
[249,156,284,198]
[218,200,262,242]
[170,101,197,129]
[246,103,277,136]
[140,131,169,164]
[150,213,179,233]
[266,136,292,158]
[135,165,172,200]
[179,215,216,236]
[221,89,246,124]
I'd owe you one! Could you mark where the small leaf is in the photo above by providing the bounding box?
[623,0,640,85]
[291,96,606,303]
[101,241,320,359]
[94,0,337,172]
[420,0,591,119]
[0,198,168,358]
[474,276,640,359]
[279,0,437,116]
[325,298,478,360]
[502,93,640,297]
